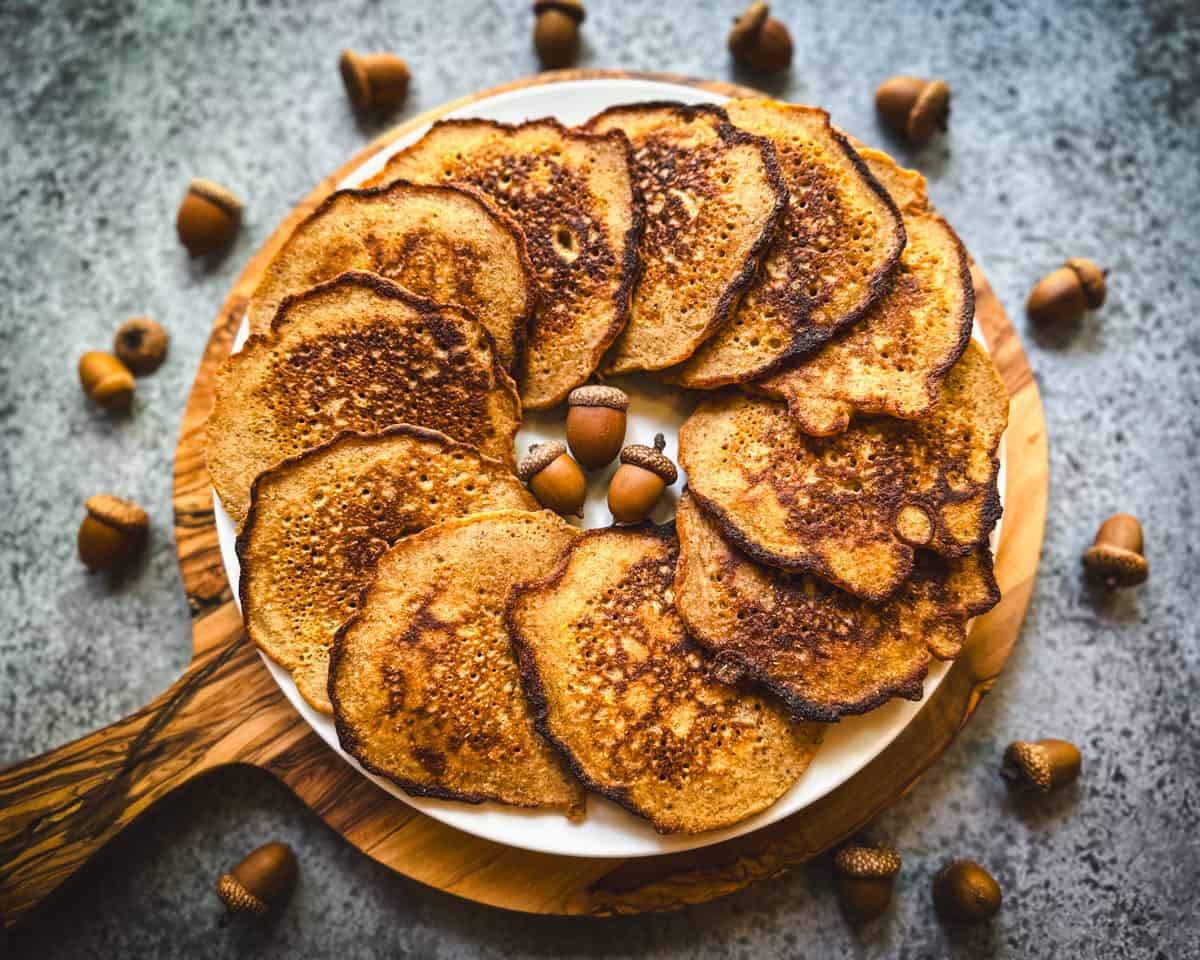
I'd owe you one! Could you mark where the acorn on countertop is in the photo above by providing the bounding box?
[1082,513,1148,588]
[833,842,901,921]
[1001,739,1082,793]
[533,0,585,69]
[339,50,411,115]
[519,441,587,517]
[216,841,298,916]
[608,434,677,524]
[932,859,1001,925]
[566,384,628,469]
[875,76,951,148]
[728,3,793,74]
[78,351,134,413]
[1027,257,1107,326]
[176,179,242,257]
[114,316,168,375]
[78,494,148,575]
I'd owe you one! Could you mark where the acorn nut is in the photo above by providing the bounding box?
[533,1,585,69]
[216,841,298,916]
[78,351,134,413]
[566,385,628,469]
[875,76,951,148]
[519,441,586,517]
[176,179,242,257]
[833,842,901,921]
[114,316,168,375]
[608,434,677,524]
[339,50,411,115]
[1027,257,1107,326]
[78,494,148,574]
[1082,513,1148,588]
[1001,739,1082,793]
[932,859,1001,925]
[728,3,793,74]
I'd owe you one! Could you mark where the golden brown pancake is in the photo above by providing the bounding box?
[585,102,788,375]
[678,341,1007,601]
[674,494,1000,721]
[756,148,975,435]
[246,180,536,373]
[238,425,537,713]
[506,523,824,834]
[670,102,904,388]
[206,272,520,525]
[329,510,584,814]
[368,118,641,409]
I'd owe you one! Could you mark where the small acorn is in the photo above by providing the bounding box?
[608,434,677,524]
[1082,513,1148,588]
[78,494,149,574]
[566,385,629,469]
[1027,257,1107,326]
[932,859,1001,925]
[833,842,901,921]
[875,75,951,148]
[176,179,242,257]
[728,2,793,74]
[339,50,411,115]
[216,841,298,916]
[1001,739,1082,793]
[78,351,134,413]
[519,441,586,517]
[533,0,585,69]
[114,316,168,375]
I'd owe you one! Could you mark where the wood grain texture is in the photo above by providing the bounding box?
[0,71,1048,927]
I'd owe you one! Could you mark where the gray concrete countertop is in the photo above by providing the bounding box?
[2,0,1197,956]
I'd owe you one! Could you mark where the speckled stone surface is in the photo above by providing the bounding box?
[1,0,1198,956]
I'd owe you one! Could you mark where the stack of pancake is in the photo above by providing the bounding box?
[206,97,1007,835]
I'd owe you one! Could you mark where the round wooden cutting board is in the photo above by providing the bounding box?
[0,70,1048,926]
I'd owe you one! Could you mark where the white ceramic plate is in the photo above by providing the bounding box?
[214,77,1005,858]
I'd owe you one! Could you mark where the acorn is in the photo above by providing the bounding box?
[875,75,951,148]
[833,842,901,921]
[728,2,793,74]
[1027,257,1107,326]
[1001,739,1082,793]
[608,434,677,523]
[566,385,628,469]
[78,351,134,413]
[533,0,584,69]
[932,859,1001,925]
[78,494,149,575]
[216,841,298,916]
[339,50,411,115]
[176,179,242,257]
[518,441,586,517]
[114,316,168,375]
[1082,513,1148,588]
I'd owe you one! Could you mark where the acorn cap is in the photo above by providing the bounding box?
[188,179,243,219]
[1065,257,1107,308]
[1083,543,1148,587]
[730,2,769,47]
[620,434,677,484]
[217,873,269,915]
[834,844,902,879]
[568,384,629,410]
[85,494,148,532]
[518,441,568,480]
[533,0,585,24]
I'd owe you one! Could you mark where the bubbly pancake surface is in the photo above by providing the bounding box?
[586,102,788,374]
[679,341,1008,601]
[206,272,521,525]
[507,523,824,834]
[369,118,641,409]
[329,510,585,814]
[674,494,1000,721]
[671,101,904,388]
[756,148,975,435]
[238,425,536,714]
[245,180,535,372]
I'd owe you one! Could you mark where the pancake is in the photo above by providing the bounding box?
[585,102,788,375]
[206,272,520,525]
[755,148,975,435]
[670,102,904,389]
[246,180,535,373]
[674,494,1000,721]
[678,341,1007,601]
[238,425,537,713]
[328,510,584,814]
[368,118,641,409]
[506,523,824,834]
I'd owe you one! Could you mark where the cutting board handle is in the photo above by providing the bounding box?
[0,637,254,928]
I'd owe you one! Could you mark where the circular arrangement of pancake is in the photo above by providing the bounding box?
[207,97,1008,836]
